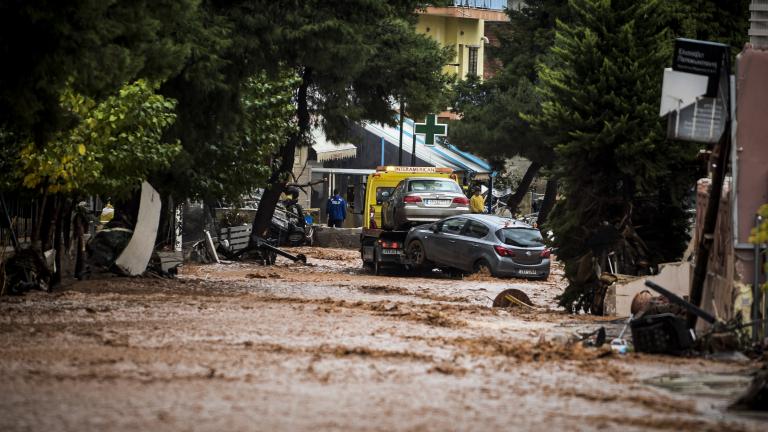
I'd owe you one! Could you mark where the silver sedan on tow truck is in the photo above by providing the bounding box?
[380,177,469,230]
[404,214,551,279]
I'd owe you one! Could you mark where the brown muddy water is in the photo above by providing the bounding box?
[0,247,764,431]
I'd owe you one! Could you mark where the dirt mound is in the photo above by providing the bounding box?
[358,285,409,295]
[284,246,359,261]
[444,335,612,363]
[245,272,282,279]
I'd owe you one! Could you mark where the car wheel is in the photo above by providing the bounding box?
[473,258,494,277]
[407,240,431,271]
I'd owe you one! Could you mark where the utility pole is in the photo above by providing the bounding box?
[398,99,405,165]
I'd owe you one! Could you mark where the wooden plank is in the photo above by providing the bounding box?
[219,225,251,236]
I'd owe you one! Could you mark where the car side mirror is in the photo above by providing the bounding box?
[430,224,438,233]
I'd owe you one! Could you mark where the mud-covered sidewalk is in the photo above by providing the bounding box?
[0,247,764,431]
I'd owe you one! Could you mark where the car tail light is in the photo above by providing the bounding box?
[403,195,422,203]
[452,196,469,205]
[540,248,551,258]
[494,245,516,257]
[378,240,400,249]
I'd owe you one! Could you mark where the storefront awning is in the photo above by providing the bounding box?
[311,128,357,162]
[363,118,492,177]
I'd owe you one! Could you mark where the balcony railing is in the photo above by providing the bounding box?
[452,0,508,10]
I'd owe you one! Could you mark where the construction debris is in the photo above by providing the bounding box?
[492,288,533,308]
[1,248,51,295]
[114,182,162,276]
[731,366,768,412]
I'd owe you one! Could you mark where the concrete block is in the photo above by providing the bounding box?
[606,261,692,316]
[313,226,361,250]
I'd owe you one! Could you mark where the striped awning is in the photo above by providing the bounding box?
[311,127,357,162]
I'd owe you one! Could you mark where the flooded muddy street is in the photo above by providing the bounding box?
[1,247,764,431]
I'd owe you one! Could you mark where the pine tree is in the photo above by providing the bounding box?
[529,0,700,312]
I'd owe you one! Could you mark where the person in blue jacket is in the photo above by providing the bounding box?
[326,189,347,228]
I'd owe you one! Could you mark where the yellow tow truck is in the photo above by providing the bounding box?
[360,166,458,274]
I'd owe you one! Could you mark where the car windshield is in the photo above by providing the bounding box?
[496,228,544,247]
[408,179,461,193]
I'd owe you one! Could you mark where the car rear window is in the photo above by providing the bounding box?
[376,187,394,204]
[496,228,544,247]
[408,179,461,193]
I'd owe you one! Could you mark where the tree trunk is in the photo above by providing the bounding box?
[62,197,73,251]
[74,210,86,279]
[32,192,49,246]
[537,177,558,227]
[252,67,312,240]
[505,161,541,216]
[39,195,56,251]
[50,196,64,289]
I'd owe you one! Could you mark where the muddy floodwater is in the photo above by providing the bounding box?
[1,247,765,431]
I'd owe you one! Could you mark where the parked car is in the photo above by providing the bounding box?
[381,177,470,230]
[404,214,550,279]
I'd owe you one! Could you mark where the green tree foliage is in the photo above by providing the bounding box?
[448,1,570,217]
[0,0,197,145]
[529,0,702,312]
[247,0,453,236]
[450,76,545,165]
[157,2,325,203]
[7,80,180,197]
[665,0,751,50]
[449,0,570,159]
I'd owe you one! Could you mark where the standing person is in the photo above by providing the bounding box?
[326,189,347,228]
[470,186,485,214]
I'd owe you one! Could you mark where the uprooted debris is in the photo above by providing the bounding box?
[731,365,768,411]
[608,280,755,357]
[1,248,51,295]
[492,288,534,308]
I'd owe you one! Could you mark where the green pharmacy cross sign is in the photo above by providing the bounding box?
[414,114,447,146]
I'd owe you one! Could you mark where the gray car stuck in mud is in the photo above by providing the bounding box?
[404,214,551,279]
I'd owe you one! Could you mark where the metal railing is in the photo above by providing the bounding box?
[0,194,38,248]
[453,0,508,11]
[751,0,768,48]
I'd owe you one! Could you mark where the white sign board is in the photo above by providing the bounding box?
[660,68,727,144]
[659,68,709,116]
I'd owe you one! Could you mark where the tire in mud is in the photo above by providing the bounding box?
[406,240,431,272]
[472,258,494,277]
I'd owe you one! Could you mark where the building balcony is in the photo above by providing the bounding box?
[452,0,508,10]
[421,1,513,22]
